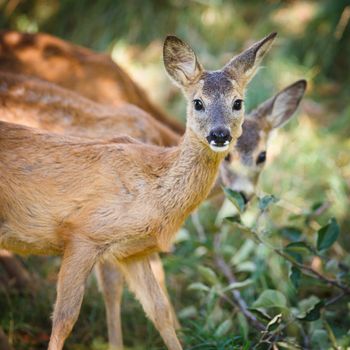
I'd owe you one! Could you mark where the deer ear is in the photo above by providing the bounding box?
[224,32,277,85]
[268,80,307,128]
[249,80,307,129]
[163,35,203,87]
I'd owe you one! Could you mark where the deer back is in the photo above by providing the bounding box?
[0,30,185,134]
[0,72,179,146]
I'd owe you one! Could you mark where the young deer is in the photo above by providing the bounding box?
[0,70,306,348]
[224,79,307,201]
[94,79,307,349]
[0,33,276,350]
[0,30,184,134]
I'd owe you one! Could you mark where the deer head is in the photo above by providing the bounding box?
[163,33,277,154]
[226,80,307,202]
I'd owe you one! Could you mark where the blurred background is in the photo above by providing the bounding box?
[0,0,349,349]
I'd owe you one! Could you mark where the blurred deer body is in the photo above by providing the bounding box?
[0,30,185,134]
[0,72,179,146]
[0,33,277,350]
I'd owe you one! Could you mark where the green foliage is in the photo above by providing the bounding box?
[317,218,340,251]
[289,266,301,289]
[258,195,279,212]
[297,300,324,322]
[223,188,246,213]
[266,314,282,332]
[252,290,287,310]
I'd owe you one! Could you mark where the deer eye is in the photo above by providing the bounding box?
[256,151,266,165]
[193,99,204,111]
[233,99,243,111]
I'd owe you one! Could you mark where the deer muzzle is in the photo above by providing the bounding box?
[206,126,232,152]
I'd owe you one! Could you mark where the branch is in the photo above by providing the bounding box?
[325,291,348,306]
[213,235,265,331]
[250,215,350,295]
[273,248,350,294]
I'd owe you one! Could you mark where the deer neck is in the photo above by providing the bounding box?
[156,128,225,248]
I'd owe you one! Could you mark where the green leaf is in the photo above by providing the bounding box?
[214,319,232,337]
[188,282,210,292]
[258,194,278,211]
[284,241,313,255]
[235,261,256,273]
[266,313,282,332]
[311,329,330,350]
[225,221,259,243]
[252,289,287,309]
[178,306,197,319]
[279,226,303,241]
[248,307,272,321]
[206,287,217,313]
[223,188,246,213]
[198,266,219,285]
[221,279,253,292]
[254,341,272,350]
[284,249,303,265]
[224,215,241,224]
[231,240,255,265]
[311,201,324,212]
[298,296,320,311]
[317,218,340,251]
[237,313,249,340]
[289,266,301,289]
[276,341,302,350]
[297,300,324,321]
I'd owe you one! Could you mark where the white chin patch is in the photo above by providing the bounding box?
[209,141,230,153]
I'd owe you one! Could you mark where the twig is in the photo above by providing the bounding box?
[213,234,265,331]
[299,326,311,350]
[270,247,350,294]
[259,290,349,346]
[325,291,348,306]
[335,6,350,40]
[310,201,331,218]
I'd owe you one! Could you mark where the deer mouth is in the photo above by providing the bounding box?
[209,140,230,152]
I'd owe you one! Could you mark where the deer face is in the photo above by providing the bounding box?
[186,70,244,152]
[163,33,277,154]
[227,80,307,202]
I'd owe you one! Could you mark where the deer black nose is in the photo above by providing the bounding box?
[206,127,232,146]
